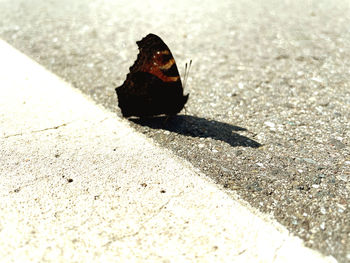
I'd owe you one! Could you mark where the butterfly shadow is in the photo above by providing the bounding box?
[130,115,261,148]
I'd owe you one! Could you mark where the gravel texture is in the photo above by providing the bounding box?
[1,0,350,261]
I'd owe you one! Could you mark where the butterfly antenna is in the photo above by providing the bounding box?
[183,59,192,90]
[183,62,188,86]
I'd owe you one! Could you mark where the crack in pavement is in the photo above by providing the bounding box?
[272,239,285,262]
[235,248,248,257]
[103,190,186,247]
[0,175,55,198]
[2,122,71,139]
[2,116,115,140]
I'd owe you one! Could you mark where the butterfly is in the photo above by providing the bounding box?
[115,33,191,118]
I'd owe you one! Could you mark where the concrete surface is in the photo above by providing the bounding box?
[0,40,337,262]
[0,0,350,261]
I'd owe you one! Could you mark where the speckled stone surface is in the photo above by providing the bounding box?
[1,0,349,261]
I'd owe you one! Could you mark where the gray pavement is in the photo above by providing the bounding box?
[0,39,335,262]
[0,0,350,262]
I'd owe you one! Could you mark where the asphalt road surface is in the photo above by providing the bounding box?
[1,0,350,262]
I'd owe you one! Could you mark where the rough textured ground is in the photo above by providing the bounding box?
[1,0,350,261]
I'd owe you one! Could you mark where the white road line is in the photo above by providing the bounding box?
[0,39,336,262]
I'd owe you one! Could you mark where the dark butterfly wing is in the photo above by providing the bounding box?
[116,33,189,118]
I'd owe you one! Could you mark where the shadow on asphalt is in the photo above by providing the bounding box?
[130,115,261,148]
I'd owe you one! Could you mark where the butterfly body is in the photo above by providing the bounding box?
[116,34,189,118]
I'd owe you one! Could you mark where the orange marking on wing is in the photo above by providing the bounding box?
[158,50,170,55]
[148,66,179,82]
[159,58,175,70]
[141,50,180,82]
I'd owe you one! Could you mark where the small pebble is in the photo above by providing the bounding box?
[311,77,323,83]
[264,121,275,128]
[256,162,265,168]
[320,222,325,230]
[303,158,317,164]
